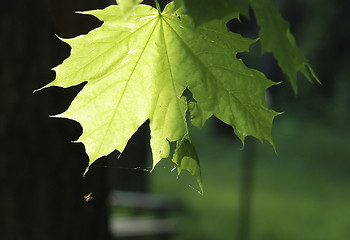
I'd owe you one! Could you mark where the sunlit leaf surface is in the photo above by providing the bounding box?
[116,0,143,14]
[40,2,280,187]
[174,0,249,24]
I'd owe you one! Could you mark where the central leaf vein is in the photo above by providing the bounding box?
[91,17,160,159]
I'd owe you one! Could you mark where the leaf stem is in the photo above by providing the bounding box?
[154,0,161,15]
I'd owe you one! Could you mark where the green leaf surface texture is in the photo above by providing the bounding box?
[174,0,249,24]
[42,2,279,184]
[172,134,203,192]
[116,0,143,14]
[250,0,320,93]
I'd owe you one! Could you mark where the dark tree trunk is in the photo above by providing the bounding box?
[0,0,111,239]
[236,138,256,240]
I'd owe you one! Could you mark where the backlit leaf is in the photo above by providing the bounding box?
[40,2,279,183]
[116,0,143,14]
[250,0,320,93]
[174,0,249,24]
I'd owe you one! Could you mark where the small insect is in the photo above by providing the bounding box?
[84,192,93,202]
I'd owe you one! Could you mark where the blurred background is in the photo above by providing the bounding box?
[1,0,349,239]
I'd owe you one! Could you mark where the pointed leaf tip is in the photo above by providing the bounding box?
[172,135,203,193]
[251,0,319,93]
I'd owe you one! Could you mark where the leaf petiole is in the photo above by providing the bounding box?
[154,0,161,15]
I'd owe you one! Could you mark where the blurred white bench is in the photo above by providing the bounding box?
[109,190,181,239]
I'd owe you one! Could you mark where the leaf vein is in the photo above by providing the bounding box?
[90,17,160,159]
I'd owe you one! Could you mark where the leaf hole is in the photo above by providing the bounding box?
[180,87,197,103]
[226,9,259,39]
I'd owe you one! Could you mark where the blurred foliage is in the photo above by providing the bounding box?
[149,115,350,240]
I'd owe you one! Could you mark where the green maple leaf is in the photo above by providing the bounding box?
[39,2,279,189]
[250,0,320,93]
